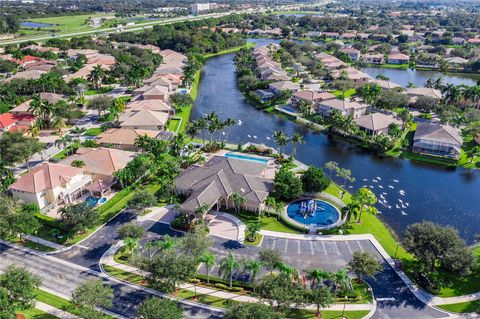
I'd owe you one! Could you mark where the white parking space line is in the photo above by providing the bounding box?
[297,241,301,254]
[321,241,327,255]
[284,239,289,253]
[345,241,353,254]
[271,239,276,250]
[357,241,365,251]
[309,241,314,255]
[333,242,341,255]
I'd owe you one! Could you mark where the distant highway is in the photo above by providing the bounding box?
[0,1,330,46]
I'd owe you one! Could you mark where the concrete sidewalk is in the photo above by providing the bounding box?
[100,243,374,312]
[25,235,66,250]
[35,301,80,319]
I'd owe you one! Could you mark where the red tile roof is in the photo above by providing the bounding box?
[0,113,35,129]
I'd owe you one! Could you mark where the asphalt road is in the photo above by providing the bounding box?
[53,212,452,319]
[0,242,222,319]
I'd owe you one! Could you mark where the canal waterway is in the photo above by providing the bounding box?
[192,39,480,242]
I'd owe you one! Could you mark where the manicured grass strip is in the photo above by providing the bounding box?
[203,43,255,59]
[243,233,263,246]
[103,265,145,285]
[332,88,357,99]
[438,300,480,313]
[287,309,370,319]
[36,289,114,319]
[20,308,59,319]
[83,127,103,136]
[84,86,114,96]
[167,118,182,133]
[235,211,302,235]
[6,236,55,252]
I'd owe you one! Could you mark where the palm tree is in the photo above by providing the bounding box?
[156,234,176,251]
[230,192,246,213]
[223,118,236,144]
[87,65,106,90]
[199,252,216,284]
[195,203,210,221]
[29,96,55,129]
[333,268,351,292]
[324,161,338,179]
[185,122,200,142]
[242,258,262,290]
[290,133,305,159]
[27,123,40,138]
[273,130,289,156]
[196,117,208,145]
[219,251,240,288]
[304,268,333,287]
[275,262,299,280]
[341,202,359,222]
[124,237,139,263]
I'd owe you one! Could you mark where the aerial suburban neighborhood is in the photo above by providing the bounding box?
[1,0,480,319]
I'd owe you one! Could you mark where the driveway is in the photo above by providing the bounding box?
[54,213,452,319]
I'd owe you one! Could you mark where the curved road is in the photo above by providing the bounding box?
[49,210,453,319]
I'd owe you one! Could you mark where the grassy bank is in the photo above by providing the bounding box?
[103,264,370,319]
[204,42,255,59]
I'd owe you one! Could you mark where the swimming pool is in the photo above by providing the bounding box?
[286,199,340,227]
[84,197,99,207]
[282,106,297,113]
[224,152,269,164]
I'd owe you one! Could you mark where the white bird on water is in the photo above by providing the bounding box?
[378,185,384,189]
[266,136,270,140]
[401,211,407,215]
[405,203,409,207]
[372,179,378,183]
[247,135,251,138]
[363,178,368,181]
[388,205,392,209]
[393,179,399,183]
[369,185,374,189]
[396,204,400,209]
[388,185,394,189]
[382,192,387,195]
[377,177,382,180]
[222,132,225,135]
[253,135,257,139]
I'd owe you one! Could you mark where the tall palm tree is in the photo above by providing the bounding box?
[223,118,236,144]
[275,262,299,280]
[290,133,305,159]
[304,268,333,287]
[333,268,351,292]
[230,192,246,213]
[196,117,208,145]
[195,203,210,221]
[219,251,240,288]
[242,258,262,290]
[341,202,359,222]
[185,122,200,142]
[87,65,106,90]
[199,252,216,284]
[156,234,176,251]
[273,131,289,156]
[29,96,55,129]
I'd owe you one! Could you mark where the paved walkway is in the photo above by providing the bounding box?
[25,235,65,250]
[35,302,80,319]
[100,242,374,312]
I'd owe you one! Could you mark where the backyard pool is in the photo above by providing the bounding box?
[224,152,269,164]
[287,199,340,228]
[84,196,107,207]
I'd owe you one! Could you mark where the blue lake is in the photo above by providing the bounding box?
[192,38,480,243]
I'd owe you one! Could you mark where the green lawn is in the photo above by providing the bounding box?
[203,43,255,59]
[243,233,263,246]
[438,300,480,313]
[51,143,80,161]
[20,308,58,319]
[84,86,114,96]
[6,236,55,252]
[167,118,182,133]
[36,289,114,319]
[23,13,110,33]
[332,89,357,99]
[235,211,303,234]
[83,127,103,136]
